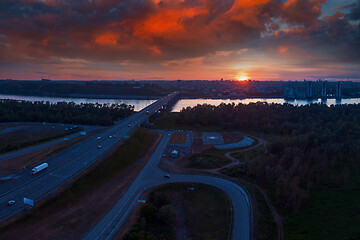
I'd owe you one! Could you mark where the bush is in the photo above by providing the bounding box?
[157,204,176,225]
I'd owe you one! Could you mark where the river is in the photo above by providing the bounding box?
[1,94,360,112]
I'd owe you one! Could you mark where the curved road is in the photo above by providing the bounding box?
[83,132,252,240]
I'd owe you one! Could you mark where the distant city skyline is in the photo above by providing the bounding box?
[0,0,359,81]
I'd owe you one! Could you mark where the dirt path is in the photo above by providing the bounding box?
[206,136,266,174]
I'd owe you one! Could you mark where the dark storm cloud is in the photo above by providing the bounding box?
[262,0,360,64]
[0,0,358,64]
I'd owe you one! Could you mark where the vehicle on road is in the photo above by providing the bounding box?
[97,137,101,140]
[31,163,48,175]
[146,111,149,114]
[109,136,112,138]
[97,145,102,149]
[7,200,15,206]
[164,174,170,178]
[113,135,116,138]
[128,124,131,127]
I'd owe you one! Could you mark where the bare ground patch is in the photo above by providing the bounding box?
[170,132,187,144]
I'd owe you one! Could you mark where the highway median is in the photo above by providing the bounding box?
[0,127,162,240]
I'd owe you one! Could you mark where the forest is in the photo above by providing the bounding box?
[176,103,360,211]
[0,99,134,126]
[0,80,166,98]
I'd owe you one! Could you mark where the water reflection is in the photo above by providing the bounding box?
[171,98,360,112]
[1,94,359,113]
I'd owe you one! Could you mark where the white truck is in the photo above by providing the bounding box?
[31,163,48,175]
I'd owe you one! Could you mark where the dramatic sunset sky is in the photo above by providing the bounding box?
[0,0,359,81]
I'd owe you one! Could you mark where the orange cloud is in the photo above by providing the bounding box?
[133,6,208,41]
[95,32,118,45]
[149,46,162,55]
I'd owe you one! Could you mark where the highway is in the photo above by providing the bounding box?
[0,92,179,222]
[83,132,252,240]
[0,123,104,163]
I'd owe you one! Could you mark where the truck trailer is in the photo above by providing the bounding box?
[31,163,48,175]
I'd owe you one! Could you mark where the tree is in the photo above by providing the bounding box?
[157,204,176,225]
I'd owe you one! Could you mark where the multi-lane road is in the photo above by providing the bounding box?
[0,92,179,222]
[83,131,252,240]
[0,123,104,163]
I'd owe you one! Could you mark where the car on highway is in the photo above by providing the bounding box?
[8,200,15,206]
[97,145,102,149]
[97,137,101,140]
[128,124,131,127]
[164,174,171,178]
[109,136,112,138]
[113,135,116,138]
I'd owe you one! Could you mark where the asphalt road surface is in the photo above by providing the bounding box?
[0,92,179,222]
[0,123,104,163]
[83,131,252,240]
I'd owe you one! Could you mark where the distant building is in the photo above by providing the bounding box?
[321,80,327,98]
[305,80,313,98]
[284,88,295,99]
[336,81,342,99]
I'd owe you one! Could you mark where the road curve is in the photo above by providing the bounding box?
[83,132,252,240]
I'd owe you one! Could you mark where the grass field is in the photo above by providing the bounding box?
[230,145,265,162]
[187,153,231,169]
[124,183,231,240]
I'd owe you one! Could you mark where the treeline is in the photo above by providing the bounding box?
[123,192,176,240]
[177,103,360,210]
[0,99,134,125]
[0,80,166,97]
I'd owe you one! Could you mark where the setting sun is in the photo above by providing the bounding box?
[237,76,248,81]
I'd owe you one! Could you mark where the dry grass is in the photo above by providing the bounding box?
[170,132,187,144]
